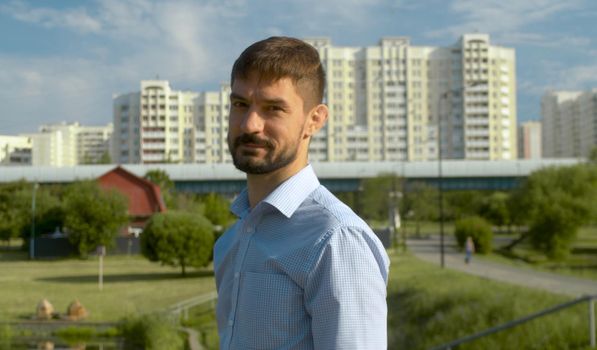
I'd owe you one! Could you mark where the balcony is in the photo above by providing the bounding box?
[465,140,490,147]
[466,129,490,137]
[466,118,489,126]
[142,132,166,138]
[142,143,166,150]
[466,107,489,114]
[142,154,166,162]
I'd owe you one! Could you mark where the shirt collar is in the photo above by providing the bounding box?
[263,164,320,218]
[230,188,250,219]
[230,164,320,219]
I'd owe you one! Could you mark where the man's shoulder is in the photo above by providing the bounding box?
[300,185,370,232]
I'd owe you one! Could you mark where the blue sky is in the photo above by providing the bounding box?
[1,0,596,134]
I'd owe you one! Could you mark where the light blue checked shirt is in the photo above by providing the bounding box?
[214,165,390,349]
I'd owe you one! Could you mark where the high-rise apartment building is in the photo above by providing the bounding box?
[25,122,113,166]
[518,121,542,159]
[542,89,597,158]
[113,80,230,164]
[114,34,516,164]
[77,124,113,163]
[306,33,517,162]
[0,135,32,165]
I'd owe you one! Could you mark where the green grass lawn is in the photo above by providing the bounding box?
[0,249,215,321]
[388,251,592,350]
[488,225,597,280]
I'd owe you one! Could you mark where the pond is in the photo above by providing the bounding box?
[9,337,126,349]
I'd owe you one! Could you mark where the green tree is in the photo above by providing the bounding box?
[63,181,129,257]
[478,192,511,230]
[201,193,234,230]
[401,182,438,235]
[359,174,402,222]
[98,151,112,164]
[444,190,485,221]
[0,181,30,244]
[589,146,597,164]
[510,164,597,259]
[20,187,65,253]
[141,211,214,276]
[169,192,203,213]
[144,169,174,208]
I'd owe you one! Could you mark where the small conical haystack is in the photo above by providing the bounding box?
[35,299,54,320]
[65,299,88,321]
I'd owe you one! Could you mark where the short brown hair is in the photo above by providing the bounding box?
[231,36,326,108]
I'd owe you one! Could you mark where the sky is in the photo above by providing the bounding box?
[1,0,596,135]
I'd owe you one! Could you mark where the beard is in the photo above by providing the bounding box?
[228,133,300,174]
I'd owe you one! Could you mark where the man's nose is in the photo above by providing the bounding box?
[240,108,264,134]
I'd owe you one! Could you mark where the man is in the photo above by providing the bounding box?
[214,36,390,349]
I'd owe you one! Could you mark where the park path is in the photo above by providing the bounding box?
[407,235,597,297]
[181,327,204,350]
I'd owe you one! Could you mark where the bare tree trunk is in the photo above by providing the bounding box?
[504,232,529,251]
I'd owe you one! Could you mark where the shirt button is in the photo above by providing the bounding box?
[234,272,239,278]
[228,319,234,326]
[246,226,254,233]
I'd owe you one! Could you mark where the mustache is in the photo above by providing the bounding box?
[233,134,274,149]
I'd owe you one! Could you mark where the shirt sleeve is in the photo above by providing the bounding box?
[304,225,389,349]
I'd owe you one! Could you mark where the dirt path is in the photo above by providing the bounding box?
[407,235,597,297]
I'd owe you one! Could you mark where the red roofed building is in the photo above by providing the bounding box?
[97,166,166,234]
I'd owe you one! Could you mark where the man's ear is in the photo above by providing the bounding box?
[304,104,329,137]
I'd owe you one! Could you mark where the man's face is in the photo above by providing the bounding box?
[227,74,310,175]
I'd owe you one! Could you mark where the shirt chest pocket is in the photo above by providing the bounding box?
[235,272,306,349]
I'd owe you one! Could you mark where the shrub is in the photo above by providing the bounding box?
[119,313,184,350]
[54,326,96,343]
[454,216,493,254]
[0,323,12,349]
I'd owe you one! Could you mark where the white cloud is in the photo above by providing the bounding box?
[0,0,102,33]
[92,0,250,84]
[0,0,256,133]
[518,59,597,94]
[270,0,388,34]
[498,32,592,49]
[557,65,597,89]
[0,55,125,132]
[425,0,584,42]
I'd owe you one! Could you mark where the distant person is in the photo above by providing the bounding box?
[213,36,390,349]
[465,236,476,264]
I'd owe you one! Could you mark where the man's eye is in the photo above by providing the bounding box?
[232,101,248,108]
[267,105,284,112]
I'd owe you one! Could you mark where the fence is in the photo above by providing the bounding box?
[167,291,218,320]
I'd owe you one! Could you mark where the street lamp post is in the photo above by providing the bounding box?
[30,183,39,260]
[438,92,449,268]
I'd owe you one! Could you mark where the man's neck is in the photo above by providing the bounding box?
[246,161,307,208]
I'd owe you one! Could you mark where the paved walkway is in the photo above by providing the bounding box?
[407,235,597,297]
[181,327,204,350]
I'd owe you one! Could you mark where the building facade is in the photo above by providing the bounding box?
[306,33,517,162]
[518,121,542,159]
[542,89,597,158]
[16,122,113,167]
[77,124,113,164]
[0,135,32,165]
[113,80,231,164]
[114,34,516,164]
